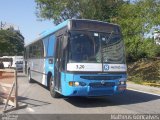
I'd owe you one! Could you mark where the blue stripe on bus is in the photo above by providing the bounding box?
[40,20,69,38]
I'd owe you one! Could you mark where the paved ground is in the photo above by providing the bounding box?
[0,73,160,116]
[127,81,160,95]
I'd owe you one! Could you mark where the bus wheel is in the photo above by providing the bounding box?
[28,70,33,83]
[49,76,60,98]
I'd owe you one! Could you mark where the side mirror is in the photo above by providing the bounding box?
[62,35,68,49]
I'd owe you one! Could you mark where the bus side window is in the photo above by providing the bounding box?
[61,36,68,71]
[47,35,56,57]
[29,46,33,58]
[43,37,49,57]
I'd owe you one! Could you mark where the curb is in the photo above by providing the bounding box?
[142,83,160,87]
[127,88,160,96]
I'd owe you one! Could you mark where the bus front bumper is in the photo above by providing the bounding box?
[62,84,126,97]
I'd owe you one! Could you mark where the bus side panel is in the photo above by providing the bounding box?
[29,59,45,84]
[41,58,47,86]
[45,58,55,81]
[44,35,56,83]
[61,73,73,95]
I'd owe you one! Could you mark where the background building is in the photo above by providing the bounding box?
[154,30,160,45]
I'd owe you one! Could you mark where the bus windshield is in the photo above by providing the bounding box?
[69,30,125,64]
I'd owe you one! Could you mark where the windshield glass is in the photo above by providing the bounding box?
[68,30,125,64]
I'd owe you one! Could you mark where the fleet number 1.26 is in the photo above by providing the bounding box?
[76,65,85,69]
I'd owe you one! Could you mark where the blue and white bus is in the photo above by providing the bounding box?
[24,19,127,98]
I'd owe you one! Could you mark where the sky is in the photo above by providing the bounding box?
[0,0,54,45]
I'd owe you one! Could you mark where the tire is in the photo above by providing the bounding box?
[47,74,51,90]
[49,76,60,98]
[28,70,33,83]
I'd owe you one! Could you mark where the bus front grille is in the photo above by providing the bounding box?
[88,90,114,96]
[80,76,121,80]
[89,82,115,88]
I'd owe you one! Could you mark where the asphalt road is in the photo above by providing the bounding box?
[8,73,160,115]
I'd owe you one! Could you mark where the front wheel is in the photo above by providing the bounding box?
[50,76,60,98]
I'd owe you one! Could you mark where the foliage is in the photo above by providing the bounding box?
[35,0,124,24]
[141,39,160,58]
[35,0,160,61]
[115,0,160,61]
[0,29,24,56]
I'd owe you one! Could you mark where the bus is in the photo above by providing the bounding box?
[0,56,12,68]
[0,56,23,70]
[24,19,127,98]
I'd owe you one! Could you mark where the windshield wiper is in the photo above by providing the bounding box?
[106,31,114,44]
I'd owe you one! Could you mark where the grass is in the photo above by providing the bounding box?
[127,59,160,87]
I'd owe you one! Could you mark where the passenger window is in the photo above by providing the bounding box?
[47,35,56,57]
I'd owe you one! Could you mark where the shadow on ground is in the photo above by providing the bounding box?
[18,96,51,108]
[64,90,160,108]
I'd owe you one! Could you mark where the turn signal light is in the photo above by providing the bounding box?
[69,82,73,86]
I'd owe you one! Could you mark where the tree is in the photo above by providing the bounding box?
[0,29,24,56]
[35,0,124,24]
[115,0,160,61]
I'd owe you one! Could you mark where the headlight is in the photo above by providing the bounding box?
[69,81,86,86]
[74,82,79,86]
[118,81,126,85]
[119,78,126,85]
[121,81,125,85]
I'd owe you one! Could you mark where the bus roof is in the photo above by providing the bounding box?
[25,19,69,47]
[40,20,69,37]
[25,19,119,47]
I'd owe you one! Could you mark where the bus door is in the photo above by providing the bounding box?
[54,36,63,91]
